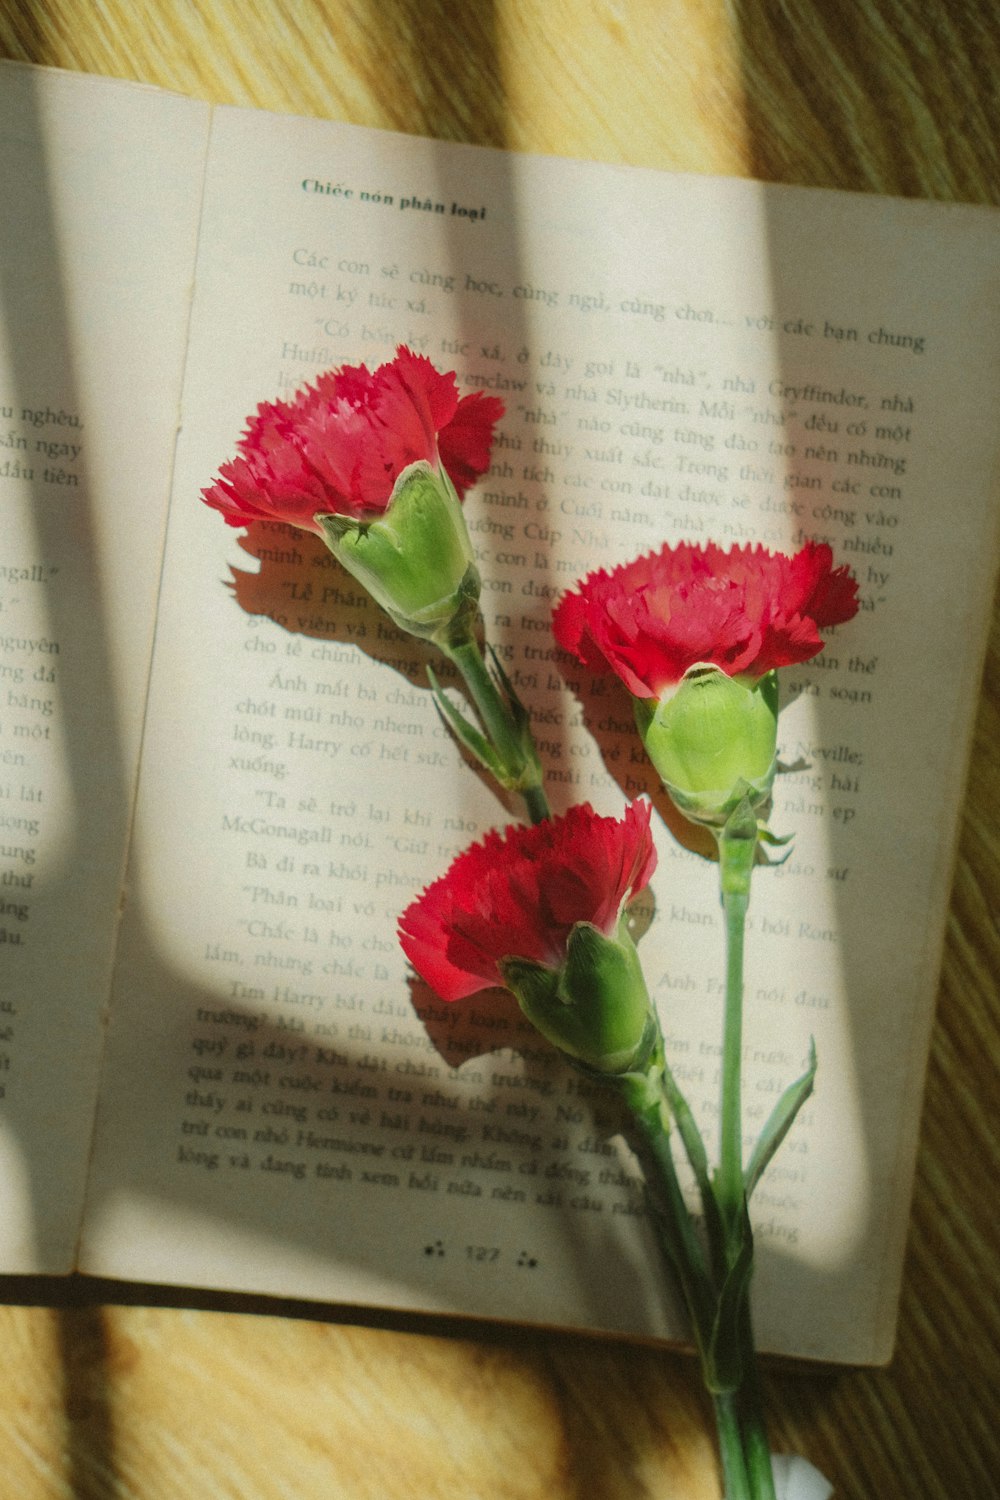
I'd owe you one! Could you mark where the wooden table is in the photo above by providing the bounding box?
[1,3,998,1495]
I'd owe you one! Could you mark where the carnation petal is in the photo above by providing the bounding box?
[202,346,504,531]
[398,802,656,1003]
[437,392,506,496]
[553,540,859,692]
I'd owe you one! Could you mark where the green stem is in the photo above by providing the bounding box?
[716,803,757,1224]
[441,632,551,824]
[714,1393,753,1500]
[719,881,748,1218]
[444,633,515,759]
[521,780,551,826]
[625,1089,717,1361]
[612,1006,778,1499]
[736,1303,778,1500]
[634,1069,777,1499]
[712,801,778,1500]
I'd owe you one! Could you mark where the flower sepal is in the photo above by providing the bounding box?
[500,917,655,1074]
[636,665,779,828]
[316,460,481,643]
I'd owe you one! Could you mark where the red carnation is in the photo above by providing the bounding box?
[398,801,657,1003]
[202,346,504,533]
[552,540,859,699]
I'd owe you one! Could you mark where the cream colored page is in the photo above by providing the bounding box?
[79,108,1000,1361]
[0,63,209,1268]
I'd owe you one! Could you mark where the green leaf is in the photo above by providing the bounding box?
[756,825,793,848]
[427,665,505,781]
[706,1204,755,1394]
[485,643,527,724]
[658,1060,727,1278]
[743,1040,817,1201]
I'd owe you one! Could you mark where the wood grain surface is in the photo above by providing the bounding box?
[1,3,999,1496]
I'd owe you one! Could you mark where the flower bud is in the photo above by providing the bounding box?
[499,918,655,1074]
[316,460,480,642]
[636,664,778,826]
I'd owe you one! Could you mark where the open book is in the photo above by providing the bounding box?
[2,59,998,1366]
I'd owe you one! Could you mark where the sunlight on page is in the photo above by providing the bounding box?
[495,12,876,1322]
[0,67,975,1366]
[458,16,993,1350]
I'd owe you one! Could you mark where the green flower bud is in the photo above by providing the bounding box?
[316,460,480,643]
[499,918,655,1074]
[636,664,778,827]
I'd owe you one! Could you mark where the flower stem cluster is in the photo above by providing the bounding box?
[203,348,548,822]
[205,353,856,1500]
[545,539,856,1495]
[554,538,858,835]
[399,532,855,1498]
[398,799,658,1076]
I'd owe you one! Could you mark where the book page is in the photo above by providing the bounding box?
[80,105,1000,1362]
[0,63,209,1269]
